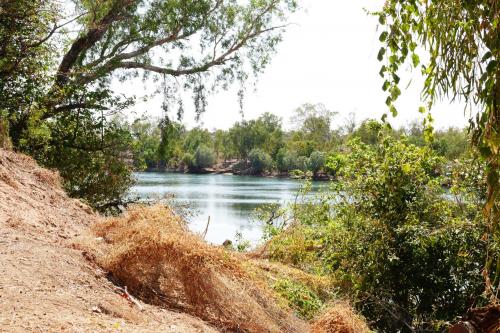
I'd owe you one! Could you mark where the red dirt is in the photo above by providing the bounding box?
[0,149,218,332]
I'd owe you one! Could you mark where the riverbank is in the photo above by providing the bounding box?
[143,162,332,181]
[0,148,368,332]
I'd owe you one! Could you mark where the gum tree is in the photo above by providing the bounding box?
[1,0,297,207]
[375,0,499,299]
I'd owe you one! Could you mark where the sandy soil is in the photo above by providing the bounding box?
[0,149,218,332]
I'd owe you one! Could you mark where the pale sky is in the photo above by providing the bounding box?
[117,0,472,131]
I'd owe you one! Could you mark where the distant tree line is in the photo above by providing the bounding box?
[125,103,470,179]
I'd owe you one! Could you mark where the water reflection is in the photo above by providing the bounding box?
[131,172,322,245]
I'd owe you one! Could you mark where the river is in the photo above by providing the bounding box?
[131,172,322,245]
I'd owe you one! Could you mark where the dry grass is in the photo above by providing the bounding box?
[88,205,308,333]
[311,302,371,333]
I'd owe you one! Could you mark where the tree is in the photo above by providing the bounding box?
[183,127,212,154]
[130,117,161,170]
[267,137,489,332]
[376,0,499,296]
[1,0,298,207]
[351,119,384,145]
[158,118,184,167]
[194,145,215,169]
[291,103,337,149]
[0,0,59,133]
[229,113,283,158]
[249,148,272,174]
[307,151,325,176]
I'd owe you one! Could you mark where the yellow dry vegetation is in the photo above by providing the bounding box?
[88,204,309,333]
[311,302,371,333]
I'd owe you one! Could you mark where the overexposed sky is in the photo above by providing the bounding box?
[117,0,471,130]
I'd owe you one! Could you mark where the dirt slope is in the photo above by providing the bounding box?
[0,149,218,332]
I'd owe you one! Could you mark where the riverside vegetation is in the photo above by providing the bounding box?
[1,0,499,332]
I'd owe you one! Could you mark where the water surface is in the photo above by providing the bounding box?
[131,172,321,245]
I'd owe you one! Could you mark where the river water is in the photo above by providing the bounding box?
[131,172,322,245]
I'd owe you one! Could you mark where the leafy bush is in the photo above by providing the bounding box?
[294,156,309,172]
[272,278,323,319]
[307,151,325,174]
[248,148,272,174]
[194,145,215,169]
[266,137,490,332]
[275,148,289,172]
[182,152,195,168]
[324,152,346,177]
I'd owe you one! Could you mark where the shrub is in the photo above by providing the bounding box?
[265,137,489,332]
[194,145,215,169]
[249,148,272,174]
[324,152,346,177]
[275,148,289,172]
[307,151,325,174]
[294,155,309,172]
[272,278,323,319]
[181,152,195,168]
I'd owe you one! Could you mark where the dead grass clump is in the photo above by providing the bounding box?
[0,168,18,189]
[311,302,371,333]
[33,168,61,188]
[91,205,307,333]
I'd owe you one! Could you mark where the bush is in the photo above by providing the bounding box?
[182,152,195,168]
[266,137,489,332]
[194,145,215,169]
[307,151,325,174]
[275,148,289,172]
[324,152,346,177]
[272,278,323,319]
[249,148,272,174]
[294,156,309,172]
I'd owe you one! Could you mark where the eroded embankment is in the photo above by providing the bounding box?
[0,149,218,332]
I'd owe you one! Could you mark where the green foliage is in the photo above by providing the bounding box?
[130,117,162,170]
[324,153,346,177]
[26,112,135,210]
[272,278,323,320]
[376,1,499,290]
[229,113,284,159]
[193,145,215,169]
[233,231,251,252]
[182,152,195,169]
[183,128,212,154]
[291,103,337,150]
[248,148,272,174]
[307,151,325,174]
[350,119,384,145]
[1,0,297,207]
[265,137,491,332]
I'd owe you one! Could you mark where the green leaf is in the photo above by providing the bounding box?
[390,105,398,117]
[481,51,492,62]
[390,86,401,100]
[379,65,387,78]
[486,60,497,74]
[379,31,389,42]
[382,80,390,91]
[377,48,386,61]
[411,53,420,67]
